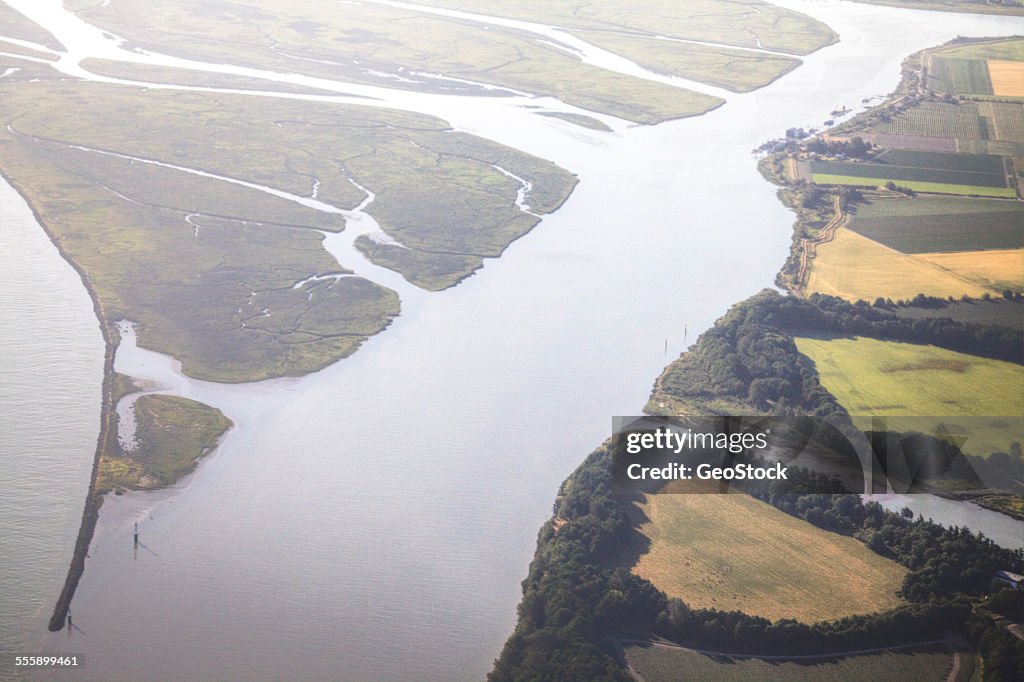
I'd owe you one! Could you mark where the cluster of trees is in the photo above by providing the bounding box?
[766,291,1021,362]
[968,587,1024,682]
[656,293,846,416]
[803,136,874,159]
[656,290,1021,419]
[656,598,971,655]
[870,292,1024,307]
[494,290,1023,679]
[490,445,663,682]
[493,440,1023,679]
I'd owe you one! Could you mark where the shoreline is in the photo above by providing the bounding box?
[0,167,122,633]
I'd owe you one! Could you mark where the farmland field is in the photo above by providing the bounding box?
[928,56,993,96]
[795,336,1024,456]
[807,228,990,301]
[874,149,1006,175]
[983,102,1024,143]
[810,173,1015,198]
[847,196,1024,253]
[919,248,1024,293]
[934,38,1024,62]
[892,299,1024,330]
[810,149,1009,190]
[875,101,985,140]
[623,645,953,682]
[989,60,1024,98]
[625,491,906,623]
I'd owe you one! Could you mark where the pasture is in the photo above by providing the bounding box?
[624,644,954,682]
[626,491,906,623]
[795,336,1024,456]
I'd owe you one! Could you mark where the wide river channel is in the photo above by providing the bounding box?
[0,1,1021,679]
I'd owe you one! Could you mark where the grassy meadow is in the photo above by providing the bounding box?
[396,0,837,54]
[624,644,954,682]
[795,336,1024,456]
[99,395,231,493]
[0,79,578,379]
[73,0,723,124]
[626,491,906,623]
[565,30,801,92]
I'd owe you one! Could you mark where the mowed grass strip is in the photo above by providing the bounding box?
[807,228,989,302]
[629,493,906,623]
[624,644,953,682]
[988,60,1024,97]
[918,248,1024,292]
[810,174,1016,198]
[795,336,1024,456]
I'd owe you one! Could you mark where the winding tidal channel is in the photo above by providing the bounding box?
[0,1,1020,680]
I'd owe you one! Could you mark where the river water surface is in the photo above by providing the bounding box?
[0,1,1021,680]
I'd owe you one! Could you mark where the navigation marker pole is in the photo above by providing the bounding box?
[134,522,139,548]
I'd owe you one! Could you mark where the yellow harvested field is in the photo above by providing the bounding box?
[988,60,1024,97]
[807,228,989,301]
[919,248,1024,291]
[629,492,906,623]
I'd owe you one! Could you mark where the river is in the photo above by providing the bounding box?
[0,1,1020,680]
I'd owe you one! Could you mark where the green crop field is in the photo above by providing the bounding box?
[810,174,1016,198]
[806,173,1015,196]
[795,336,1024,456]
[847,196,1024,253]
[811,150,1009,189]
[875,101,985,140]
[983,102,1024,143]
[929,56,994,96]
[625,492,906,623]
[873,149,1006,176]
[624,644,953,682]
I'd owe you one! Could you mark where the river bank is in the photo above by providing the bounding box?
[0,166,119,633]
[3,1,1020,680]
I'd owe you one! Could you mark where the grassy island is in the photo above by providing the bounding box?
[98,395,232,494]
